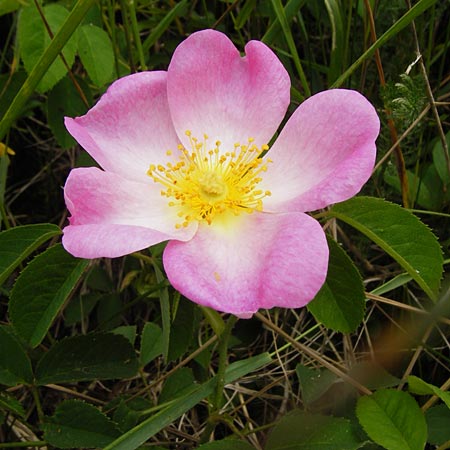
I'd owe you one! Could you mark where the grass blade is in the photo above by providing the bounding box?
[262,0,307,45]
[141,0,188,54]
[104,353,272,450]
[331,0,438,87]
[269,0,310,97]
[0,0,95,141]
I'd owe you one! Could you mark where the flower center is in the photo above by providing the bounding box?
[147,131,272,228]
[198,171,227,199]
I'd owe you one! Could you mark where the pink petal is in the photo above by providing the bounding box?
[63,224,180,259]
[261,89,380,212]
[65,72,181,183]
[163,212,329,317]
[167,29,290,152]
[62,167,197,258]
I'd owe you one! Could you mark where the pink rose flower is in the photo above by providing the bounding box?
[62,30,380,318]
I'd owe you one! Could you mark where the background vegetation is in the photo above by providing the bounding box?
[0,0,449,448]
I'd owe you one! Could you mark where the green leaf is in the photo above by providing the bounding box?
[328,197,443,301]
[139,322,163,367]
[0,0,96,142]
[47,76,91,148]
[168,297,196,361]
[18,3,77,93]
[86,265,113,292]
[112,325,137,346]
[159,368,196,404]
[266,409,362,450]
[384,168,424,209]
[408,375,450,408]
[104,353,271,450]
[0,0,21,16]
[64,292,101,326]
[9,244,89,348]
[152,262,170,362]
[419,164,449,208]
[35,332,138,385]
[356,389,427,450]
[224,353,271,382]
[0,326,33,386]
[113,397,152,432]
[197,440,255,450]
[0,392,26,418]
[308,236,365,332]
[0,71,28,121]
[384,165,444,211]
[200,306,225,338]
[77,24,114,86]
[349,362,400,390]
[357,0,375,18]
[425,405,450,445]
[0,223,61,286]
[296,364,337,405]
[97,293,122,330]
[432,132,450,188]
[370,273,412,296]
[43,400,121,448]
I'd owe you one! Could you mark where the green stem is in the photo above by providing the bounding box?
[0,201,9,230]
[119,0,135,72]
[201,315,237,441]
[0,152,10,230]
[107,0,120,78]
[200,306,225,336]
[212,315,237,411]
[31,386,44,423]
[128,0,147,70]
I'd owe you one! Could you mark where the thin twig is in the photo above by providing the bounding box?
[398,324,434,390]
[422,377,450,412]
[126,334,218,403]
[44,384,105,405]
[405,0,450,176]
[366,292,450,326]
[255,312,372,395]
[363,0,410,207]
[33,0,89,107]
[374,104,430,172]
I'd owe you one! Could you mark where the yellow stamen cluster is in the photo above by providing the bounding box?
[147,131,272,228]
